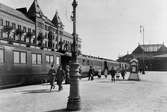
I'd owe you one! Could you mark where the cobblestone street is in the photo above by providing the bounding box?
[0,72,167,112]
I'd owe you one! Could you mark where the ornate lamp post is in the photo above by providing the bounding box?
[67,0,81,111]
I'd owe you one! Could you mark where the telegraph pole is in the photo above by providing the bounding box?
[140,25,145,74]
[67,0,81,110]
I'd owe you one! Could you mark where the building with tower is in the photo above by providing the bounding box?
[0,0,81,54]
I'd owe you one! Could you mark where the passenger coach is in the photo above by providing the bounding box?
[0,43,61,87]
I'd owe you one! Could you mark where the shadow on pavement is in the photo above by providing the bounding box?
[46,108,73,112]
[97,79,140,84]
[21,89,60,94]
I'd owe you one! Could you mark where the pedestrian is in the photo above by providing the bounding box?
[110,67,116,82]
[88,66,94,80]
[121,69,126,80]
[48,64,56,92]
[116,71,120,80]
[65,65,70,84]
[56,65,65,91]
[104,68,108,78]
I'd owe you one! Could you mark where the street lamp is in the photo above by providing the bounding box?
[67,0,81,111]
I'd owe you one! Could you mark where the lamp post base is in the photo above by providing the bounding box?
[67,97,81,111]
[67,63,81,111]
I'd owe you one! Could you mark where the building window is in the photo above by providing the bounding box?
[18,25,21,30]
[45,55,54,64]
[28,28,31,32]
[0,49,4,64]
[38,22,44,29]
[6,21,10,26]
[0,19,3,26]
[45,25,48,30]
[13,51,27,64]
[23,27,26,32]
[12,23,16,29]
[32,53,42,65]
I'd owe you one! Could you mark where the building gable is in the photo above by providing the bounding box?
[132,45,144,54]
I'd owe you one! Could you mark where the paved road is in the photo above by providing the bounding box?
[0,72,167,112]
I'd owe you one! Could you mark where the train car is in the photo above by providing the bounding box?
[0,42,62,88]
[77,55,104,78]
[76,55,121,78]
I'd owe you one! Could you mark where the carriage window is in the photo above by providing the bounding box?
[56,56,60,65]
[46,55,49,63]
[45,55,54,64]
[32,53,42,65]
[32,54,37,64]
[0,49,4,64]
[50,56,54,64]
[20,52,26,64]
[14,51,27,64]
[37,54,42,64]
[14,51,19,63]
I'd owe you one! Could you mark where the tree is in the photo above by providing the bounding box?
[15,29,24,41]
[25,32,34,47]
[37,32,44,49]
[2,26,13,44]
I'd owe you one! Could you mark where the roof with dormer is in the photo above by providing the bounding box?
[140,44,163,52]
[27,0,45,19]
[0,3,34,23]
[132,44,167,54]
[52,11,64,28]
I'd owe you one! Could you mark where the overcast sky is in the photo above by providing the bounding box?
[1,0,167,60]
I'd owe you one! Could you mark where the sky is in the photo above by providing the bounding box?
[0,0,167,60]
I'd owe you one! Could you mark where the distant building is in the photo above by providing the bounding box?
[0,0,81,54]
[117,44,167,71]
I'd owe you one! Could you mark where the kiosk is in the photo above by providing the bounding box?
[128,58,140,81]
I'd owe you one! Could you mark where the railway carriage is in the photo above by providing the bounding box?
[0,42,62,88]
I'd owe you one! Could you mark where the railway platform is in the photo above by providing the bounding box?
[0,72,167,112]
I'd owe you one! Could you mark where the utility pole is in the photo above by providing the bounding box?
[67,0,81,110]
[140,25,145,74]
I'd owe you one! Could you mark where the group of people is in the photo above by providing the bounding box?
[48,64,70,92]
[110,67,126,82]
[88,66,126,82]
[49,64,127,91]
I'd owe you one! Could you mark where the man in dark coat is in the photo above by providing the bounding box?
[110,67,116,82]
[56,65,65,91]
[48,64,56,91]
[88,66,94,81]
[121,69,126,80]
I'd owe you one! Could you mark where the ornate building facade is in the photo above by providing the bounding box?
[0,0,81,54]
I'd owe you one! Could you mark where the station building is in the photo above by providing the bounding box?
[0,0,81,55]
[117,44,167,71]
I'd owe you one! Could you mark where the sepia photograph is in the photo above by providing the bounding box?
[0,0,167,112]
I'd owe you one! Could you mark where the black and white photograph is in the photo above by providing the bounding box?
[0,0,167,112]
